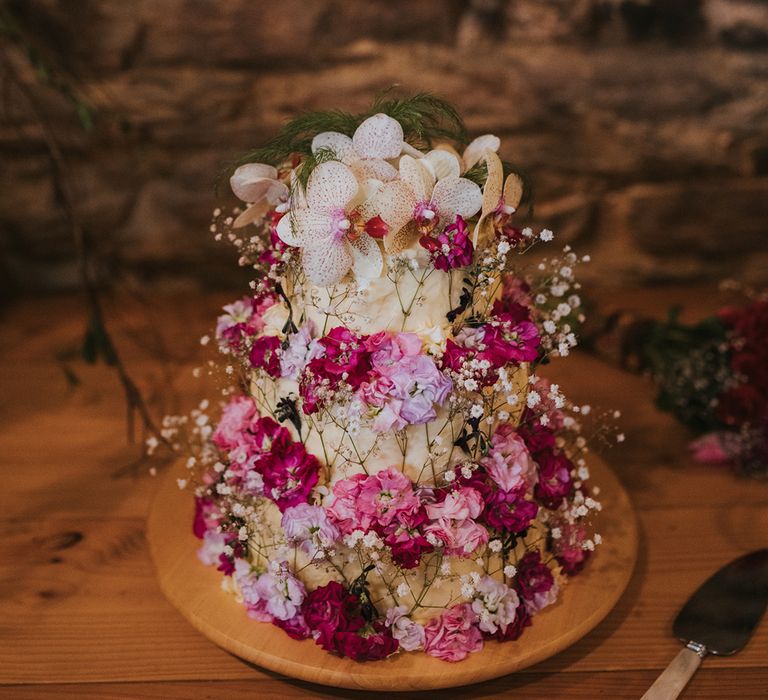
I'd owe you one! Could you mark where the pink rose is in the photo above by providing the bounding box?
[423,603,484,662]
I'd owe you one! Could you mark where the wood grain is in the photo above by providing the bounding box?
[1,290,767,697]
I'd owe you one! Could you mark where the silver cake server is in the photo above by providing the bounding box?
[642,549,768,699]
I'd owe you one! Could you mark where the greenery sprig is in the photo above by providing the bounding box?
[235,92,468,172]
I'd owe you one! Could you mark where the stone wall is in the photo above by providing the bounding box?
[1,0,767,295]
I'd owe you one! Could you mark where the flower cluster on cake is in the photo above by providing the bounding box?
[161,95,611,663]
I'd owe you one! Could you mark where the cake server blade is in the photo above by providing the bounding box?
[642,549,768,700]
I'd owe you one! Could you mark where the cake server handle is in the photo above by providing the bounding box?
[640,643,706,700]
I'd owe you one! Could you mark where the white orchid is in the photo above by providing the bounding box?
[276,160,384,287]
[311,113,405,183]
[372,154,483,253]
[230,163,290,228]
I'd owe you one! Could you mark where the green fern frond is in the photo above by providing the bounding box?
[232,91,469,174]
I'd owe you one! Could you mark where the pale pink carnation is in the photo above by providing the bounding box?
[481,424,537,492]
[425,487,483,522]
[197,529,227,566]
[325,474,371,534]
[385,606,426,651]
[357,467,419,528]
[471,576,520,635]
[423,603,484,662]
[212,395,258,450]
[253,567,306,621]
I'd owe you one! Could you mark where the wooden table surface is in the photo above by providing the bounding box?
[1,286,766,699]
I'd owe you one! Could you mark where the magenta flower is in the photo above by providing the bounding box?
[216,293,276,353]
[249,335,282,378]
[261,442,321,512]
[423,603,484,662]
[334,620,399,661]
[419,215,474,271]
[534,450,573,509]
[381,508,433,569]
[515,551,559,614]
[482,488,539,533]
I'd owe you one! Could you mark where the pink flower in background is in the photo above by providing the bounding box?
[515,551,559,614]
[192,497,220,539]
[423,604,484,662]
[689,432,730,463]
[419,215,474,271]
[551,521,591,576]
[281,503,340,558]
[481,423,537,492]
[197,529,227,567]
[249,335,282,378]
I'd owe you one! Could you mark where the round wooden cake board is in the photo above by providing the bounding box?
[147,455,637,691]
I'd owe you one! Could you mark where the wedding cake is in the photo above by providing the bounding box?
[171,96,603,662]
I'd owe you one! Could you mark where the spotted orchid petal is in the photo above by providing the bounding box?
[349,233,383,282]
[431,176,482,222]
[372,179,417,241]
[423,149,461,181]
[278,207,334,248]
[230,163,288,204]
[311,132,355,161]
[462,134,501,172]
[350,158,399,182]
[352,113,404,160]
[302,239,354,287]
[399,155,434,203]
[305,161,359,214]
[385,220,419,255]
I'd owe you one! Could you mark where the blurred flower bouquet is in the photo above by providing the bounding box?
[623,292,767,478]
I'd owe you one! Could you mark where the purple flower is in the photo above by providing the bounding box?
[281,503,340,558]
